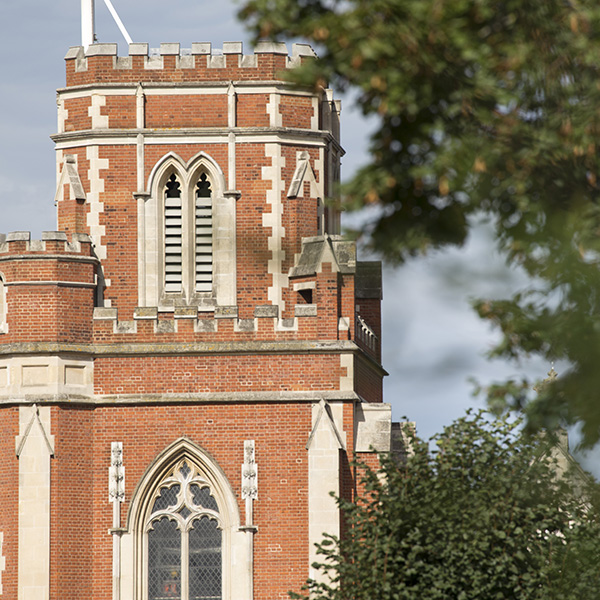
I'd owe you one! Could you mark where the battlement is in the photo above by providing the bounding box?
[0,231,95,257]
[0,232,97,345]
[65,41,317,86]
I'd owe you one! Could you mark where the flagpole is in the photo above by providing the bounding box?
[82,0,95,50]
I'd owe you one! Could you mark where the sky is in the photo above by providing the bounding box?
[0,0,579,456]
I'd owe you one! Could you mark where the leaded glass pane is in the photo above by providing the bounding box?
[179,506,192,520]
[148,517,181,600]
[190,484,219,512]
[152,485,181,512]
[189,517,221,600]
[179,461,191,478]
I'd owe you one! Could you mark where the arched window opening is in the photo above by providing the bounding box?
[146,459,222,600]
[164,174,183,293]
[195,174,213,293]
[141,152,236,308]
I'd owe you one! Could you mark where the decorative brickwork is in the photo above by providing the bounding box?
[0,40,390,600]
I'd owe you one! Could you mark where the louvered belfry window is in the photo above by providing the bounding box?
[147,460,222,600]
[195,174,213,293]
[164,174,183,293]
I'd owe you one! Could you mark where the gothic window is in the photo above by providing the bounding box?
[146,459,222,600]
[140,152,236,309]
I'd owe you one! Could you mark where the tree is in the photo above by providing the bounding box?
[292,413,600,600]
[239,0,600,444]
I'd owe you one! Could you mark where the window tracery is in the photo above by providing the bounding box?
[146,459,222,600]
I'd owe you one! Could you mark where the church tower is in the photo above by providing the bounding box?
[0,38,390,600]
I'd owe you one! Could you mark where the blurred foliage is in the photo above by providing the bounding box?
[291,412,600,599]
[239,0,600,444]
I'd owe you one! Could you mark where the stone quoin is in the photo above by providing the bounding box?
[0,39,393,600]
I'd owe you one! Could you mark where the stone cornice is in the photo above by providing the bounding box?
[0,390,361,407]
[0,339,355,356]
[57,80,315,94]
[0,340,386,374]
[51,127,343,154]
[0,254,99,264]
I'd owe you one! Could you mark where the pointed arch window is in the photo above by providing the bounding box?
[140,152,237,308]
[146,459,222,600]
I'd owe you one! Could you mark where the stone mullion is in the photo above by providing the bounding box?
[181,523,190,600]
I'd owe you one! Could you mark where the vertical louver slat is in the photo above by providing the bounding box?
[195,174,213,293]
[164,174,182,293]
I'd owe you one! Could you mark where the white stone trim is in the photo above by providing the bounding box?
[287,150,320,200]
[262,143,287,311]
[354,403,392,452]
[57,84,317,101]
[0,355,94,398]
[315,147,325,234]
[340,353,353,391]
[266,94,282,128]
[16,405,54,600]
[228,132,237,191]
[311,96,319,131]
[136,85,145,129]
[57,96,68,134]
[54,154,87,205]
[136,134,145,192]
[86,145,109,262]
[54,133,331,151]
[227,83,237,128]
[307,400,344,584]
[89,94,109,129]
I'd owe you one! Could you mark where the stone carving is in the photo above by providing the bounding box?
[108,442,125,503]
[241,440,257,501]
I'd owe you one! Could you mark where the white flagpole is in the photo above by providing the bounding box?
[81,0,95,50]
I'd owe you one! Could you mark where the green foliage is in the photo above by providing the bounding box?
[239,0,600,444]
[292,413,600,600]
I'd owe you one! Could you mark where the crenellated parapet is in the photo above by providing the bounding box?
[0,231,95,257]
[64,41,317,86]
[0,231,97,344]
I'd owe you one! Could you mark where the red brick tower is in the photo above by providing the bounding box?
[0,41,389,600]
